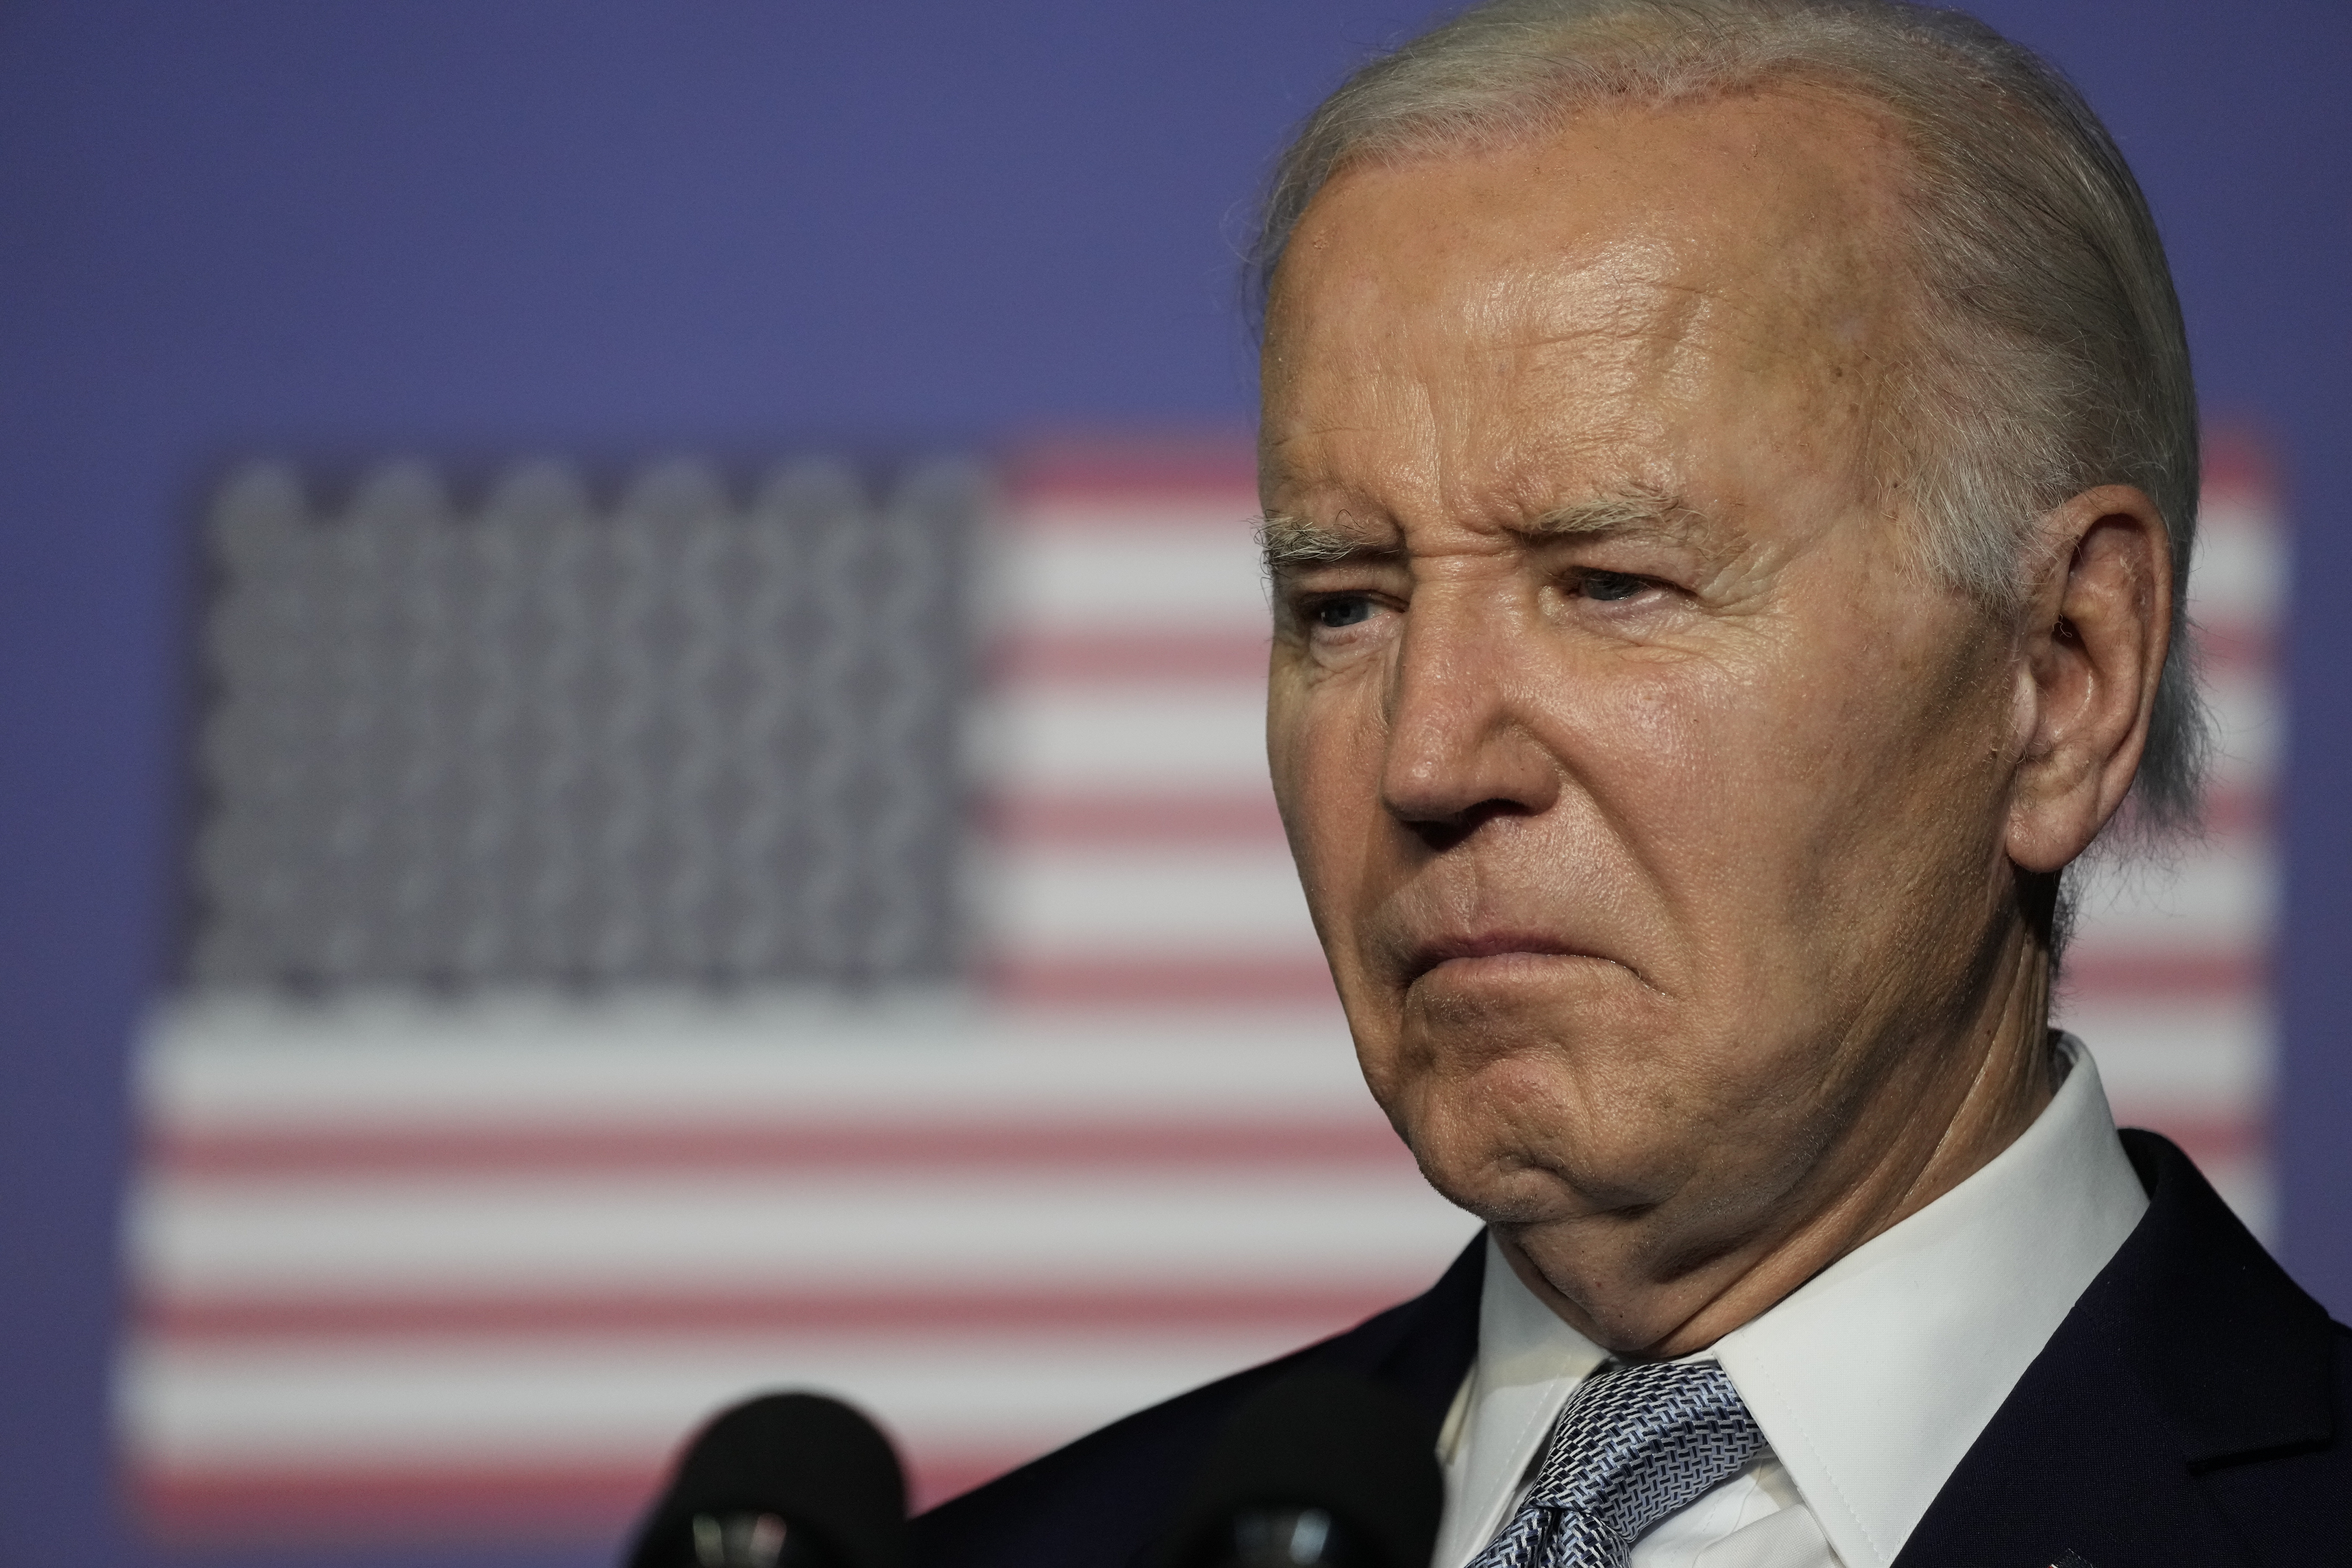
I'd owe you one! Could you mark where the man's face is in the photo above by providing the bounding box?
[1261,93,2030,1350]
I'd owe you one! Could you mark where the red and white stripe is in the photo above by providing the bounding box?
[124,998,1473,1542]
[971,438,1329,1005]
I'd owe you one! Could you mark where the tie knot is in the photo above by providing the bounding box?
[1525,1360,1765,1546]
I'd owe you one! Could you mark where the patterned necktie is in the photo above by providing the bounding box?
[1466,1359,1767,1568]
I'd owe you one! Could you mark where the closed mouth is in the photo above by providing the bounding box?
[1405,934,1598,984]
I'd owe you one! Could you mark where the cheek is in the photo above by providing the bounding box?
[1267,668,1384,918]
[1558,656,1806,925]
[1554,619,2001,997]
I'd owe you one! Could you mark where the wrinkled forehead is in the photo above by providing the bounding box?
[1259,90,1922,506]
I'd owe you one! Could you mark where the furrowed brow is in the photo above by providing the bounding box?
[1258,488,1724,574]
[1522,487,1707,542]
[1257,512,1396,574]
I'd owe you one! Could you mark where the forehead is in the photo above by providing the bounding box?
[1259,90,1914,524]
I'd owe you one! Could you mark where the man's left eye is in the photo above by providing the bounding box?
[1312,596,1377,629]
[1578,571,1649,602]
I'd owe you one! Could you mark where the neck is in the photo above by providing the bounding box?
[1498,921,2062,1359]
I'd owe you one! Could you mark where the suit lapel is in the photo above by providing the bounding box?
[1316,1230,1486,1423]
[1891,1130,2337,1568]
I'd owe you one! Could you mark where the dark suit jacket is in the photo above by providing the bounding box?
[911,1131,2351,1567]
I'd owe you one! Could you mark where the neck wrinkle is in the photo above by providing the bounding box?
[1873,922,2059,1246]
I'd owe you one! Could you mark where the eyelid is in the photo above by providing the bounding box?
[1564,561,1674,591]
[1272,554,1396,592]
[1290,585,1398,640]
[1553,565,1681,612]
[1296,586,1389,616]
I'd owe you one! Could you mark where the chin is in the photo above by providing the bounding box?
[1351,966,1690,1198]
[1390,967,1666,1086]
[1387,1078,1657,1229]
[1422,1157,1584,1229]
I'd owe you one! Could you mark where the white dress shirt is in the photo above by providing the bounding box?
[1432,1035,2149,1568]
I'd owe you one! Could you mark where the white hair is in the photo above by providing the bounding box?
[1250,0,2209,868]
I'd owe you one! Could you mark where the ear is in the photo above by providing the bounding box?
[2005,485,2174,873]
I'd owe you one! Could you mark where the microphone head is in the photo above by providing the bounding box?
[1157,1367,1444,1568]
[626,1391,908,1568]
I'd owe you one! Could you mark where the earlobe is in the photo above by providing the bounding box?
[2003,486,2172,874]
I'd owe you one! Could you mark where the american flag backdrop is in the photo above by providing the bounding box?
[120,436,2283,1549]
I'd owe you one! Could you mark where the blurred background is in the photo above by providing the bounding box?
[1,4,2346,1566]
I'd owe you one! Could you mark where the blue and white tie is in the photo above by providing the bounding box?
[1466,1360,1767,1568]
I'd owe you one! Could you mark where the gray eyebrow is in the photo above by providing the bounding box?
[1257,512,1387,573]
[1259,485,1708,574]
[1523,485,1705,541]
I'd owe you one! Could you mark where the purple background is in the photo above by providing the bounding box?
[0,3,2344,1564]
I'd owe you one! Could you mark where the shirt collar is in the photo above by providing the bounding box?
[1714,1034,2148,1568]
[1434,1233,1610,1566]
[1440,1035,2148,1568]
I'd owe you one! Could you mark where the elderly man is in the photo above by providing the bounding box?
[915,1,2349,1564]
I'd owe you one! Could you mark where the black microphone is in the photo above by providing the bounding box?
[624,1391,908,1568]
[1156,1367,1444,1568]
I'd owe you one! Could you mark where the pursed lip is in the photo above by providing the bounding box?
[1403,930,1604,984]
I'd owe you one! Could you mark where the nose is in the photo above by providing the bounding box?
[1378,588,1560,841]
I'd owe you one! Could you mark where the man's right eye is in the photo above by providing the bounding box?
[1312,596,1375,629]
